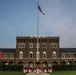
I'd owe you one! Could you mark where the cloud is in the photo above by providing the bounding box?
[52,16,76,47]
[39,0,76,48]
[0,0,76,48]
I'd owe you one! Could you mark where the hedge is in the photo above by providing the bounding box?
[53,65,76,71]
[0,65,23,71]
[0,64,76,71]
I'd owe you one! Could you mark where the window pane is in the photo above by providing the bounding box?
[18,43,25,48]
[3,53,7,58]
[61,53,65,58]
[68,53,71,58]
[43,52,47,58]
[74,54,76,58]
[10,53,14,58]
[52,51,57,58]
[43,43,46,48]
[29,52,33,58]
[29,43,33,48]
[19,51,23,59]
[51,43,58,48]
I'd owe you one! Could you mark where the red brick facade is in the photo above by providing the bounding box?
[16,36,60,65]
[0,36,76,66]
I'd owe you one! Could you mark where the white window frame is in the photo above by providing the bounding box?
[29,43,33,48]
[51,43,54,48]
[19,51,23,59]
[3,53,7,58]
[43,51,47,58]
[18,43,21,48]
[68,53,71,58]
[52,51,57,59]
[42,43,46,48]
[29,51,33,58]
[54,43,58,48]
[61,53,65,58]
[10,53,14,58]
[51,43,58,48]
[22,43,25,48]
[18,43,25,48]
[74,53,76,58]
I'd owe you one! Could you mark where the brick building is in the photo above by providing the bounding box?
[0,36,76,67]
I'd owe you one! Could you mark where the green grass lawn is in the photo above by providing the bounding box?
[0,71,76,75]
[50,71,76,75]
[0,71,25,75]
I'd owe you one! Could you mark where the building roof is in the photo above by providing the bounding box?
[60,48,76,52]
[16,36,59,39]
[0,48,16,52]
[0,48,76,52]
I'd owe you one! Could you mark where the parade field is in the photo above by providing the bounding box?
[0,71,76,75]
[0,71,25,75]
[50,71,76,75]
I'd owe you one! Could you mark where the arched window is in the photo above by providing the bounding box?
[3,53,7,58]
[10,53,14,58]
[52,51,57,58]
[74,54,76,58]
[19,51,23,59]
[43,51,47,58]
[29,51,33,58]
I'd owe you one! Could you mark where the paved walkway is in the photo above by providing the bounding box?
[26,72,50,75]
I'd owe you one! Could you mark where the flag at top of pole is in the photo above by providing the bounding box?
[38,3,45,15]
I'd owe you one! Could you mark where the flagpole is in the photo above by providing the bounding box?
[37,3,39,62]
[37,3,45,63]
[36,3,45,74]
[36,3,39,74]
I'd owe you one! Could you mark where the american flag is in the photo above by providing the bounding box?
[38,5,45,15]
